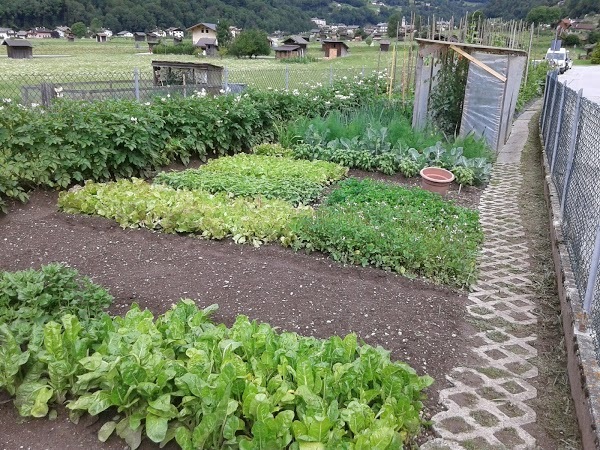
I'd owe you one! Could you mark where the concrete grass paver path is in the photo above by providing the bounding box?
[422,102,543,449]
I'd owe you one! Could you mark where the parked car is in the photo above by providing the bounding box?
[545,47,573,74]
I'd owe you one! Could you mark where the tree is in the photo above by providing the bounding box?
[588,31,600,45]
[591,43,600,64]
[90,17,102,34]
[563,34,580,46]
[217,19,233,48]
[387,12,402,38]
[525,6,562,26]
[71,21,86,38]
[228,29,270,58]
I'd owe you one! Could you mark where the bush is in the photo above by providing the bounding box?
[290,178,483,287]
[0,73,387,212]
[151,42,196,55]
[563,34,581,47]
[591,43,600,64]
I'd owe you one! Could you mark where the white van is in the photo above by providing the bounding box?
[545,47,573,74]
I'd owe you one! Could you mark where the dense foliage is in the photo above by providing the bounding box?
[291,178,483,287]
[228,29,271,58]
[516,61,549,111]
[0,74,384,213]
[486,0,599,21]
[154,154,347,206]
[58,178,309,246]
[0,265,433,449]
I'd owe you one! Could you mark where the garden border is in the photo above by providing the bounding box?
[540,128,600,449]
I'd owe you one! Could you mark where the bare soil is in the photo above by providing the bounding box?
[0,174,482,450]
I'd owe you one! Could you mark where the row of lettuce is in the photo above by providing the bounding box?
[0,74,494,214]
[59,151,483,287]
[0,263,433,449]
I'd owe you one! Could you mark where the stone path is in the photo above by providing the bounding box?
[422,104,542,450]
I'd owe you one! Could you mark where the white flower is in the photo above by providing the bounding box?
[144,102,151,106]
[2,98,12,103]
[219,88,225,94]
[130,117,138,123]
[31,103,39,108]
[166,94,171,98]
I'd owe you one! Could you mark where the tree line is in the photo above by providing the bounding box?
[1,0,480,33]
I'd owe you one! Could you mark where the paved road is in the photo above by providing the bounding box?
[559,65,600,104]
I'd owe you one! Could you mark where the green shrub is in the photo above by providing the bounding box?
[151,42,196,55]
[516,61,550,111]
[591,43,600,64]
[58,178,310,246]
[279,56,319,63]
[290,178,483,287]
[1,297,433,447]
[252,143,294,157]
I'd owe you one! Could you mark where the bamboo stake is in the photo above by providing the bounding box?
[524,22,534,85]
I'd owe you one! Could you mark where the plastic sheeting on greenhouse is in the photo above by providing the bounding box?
[412,39,528,152]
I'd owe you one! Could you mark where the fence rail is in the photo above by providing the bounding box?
[0,66,386,107]
[541,70,600,356]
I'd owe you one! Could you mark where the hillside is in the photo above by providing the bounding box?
[484,0,600,20]
[1,0,487,34]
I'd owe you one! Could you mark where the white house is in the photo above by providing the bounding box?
[311,18,326,28]
[116,31,133,38]
[186,22,218,55]
[0,28,15,40]
[166,27,184,39]
[100,29,113,37]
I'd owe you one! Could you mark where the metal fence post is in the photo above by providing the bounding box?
[544,71,558,149]
[560,88,583,218]
[224,67,229,92]
[550,82,566,174]
[329,65,333,87]
[133,68,140,102]
[362,66,365,78]
[583,225,600,314]
[540,73,551,134]
[286,65,291,91]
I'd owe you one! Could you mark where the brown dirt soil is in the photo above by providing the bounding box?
[0,174,482,450]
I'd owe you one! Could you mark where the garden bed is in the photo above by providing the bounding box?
[0,186,479,449]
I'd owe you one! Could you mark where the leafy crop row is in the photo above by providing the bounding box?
[0,265,433,449]
[154,154,347,206]
[290,178,483,287]
[0,73,385,213]
[58,178,310,246]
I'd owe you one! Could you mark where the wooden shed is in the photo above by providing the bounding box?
[379,39,390,52]
[133,32,146,42]
[282,36,308,56]
[322,40,349,58]
[412,39,527,152]
[96,33,108,43]
[2,39,33,59]
[273,45,301,59]
[151,60,223,95]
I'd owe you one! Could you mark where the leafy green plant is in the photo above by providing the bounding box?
[451,166,475,186]
[58,178,310,247]
[251,143,294,157]
[0,263,113,347]
[0,264,434,449]
[290,178,483,287]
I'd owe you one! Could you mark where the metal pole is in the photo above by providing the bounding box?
[134,68,140,102]
[583,225,600,314]
[560,89,583,217]
[285,64,289,91]
[224,67,229,92]
[329,64,333,87]
[544,71,558,148]
[524,23,534,86]
[550,82,566,174]
[541,72,551,135]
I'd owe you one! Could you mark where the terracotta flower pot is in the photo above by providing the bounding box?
[420,167,455,196]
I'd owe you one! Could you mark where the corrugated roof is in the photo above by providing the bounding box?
[273,45,300,51]
[187,22,217,31]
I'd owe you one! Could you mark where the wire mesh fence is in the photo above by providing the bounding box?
[0,65,388,107]
[541,70,600,357]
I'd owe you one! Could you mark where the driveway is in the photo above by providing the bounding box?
[559,65,600,103]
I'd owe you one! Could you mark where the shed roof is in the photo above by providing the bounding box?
[284,35,309,45]
[194,37,217,47]
[152,60,223,70]
[380,40,391,45]
[322,40,349,48]
[273,45,300,51]
[2,39,33,47]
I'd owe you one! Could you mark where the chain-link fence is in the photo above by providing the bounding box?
[541,70,600,357]
[0,65,390,107]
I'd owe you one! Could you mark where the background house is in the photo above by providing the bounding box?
[0,28,15,40]
[116,31,133,38]
[187,22,218,56]
[166,27,184,39]
[2,39,33,59]
[282,36,308,56]
[29,28,52,39]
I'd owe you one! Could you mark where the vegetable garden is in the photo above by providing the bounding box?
[0,72,490,449]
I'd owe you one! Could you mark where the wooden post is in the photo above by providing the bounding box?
[524,23,535,86]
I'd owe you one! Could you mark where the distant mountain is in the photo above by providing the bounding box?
[484,0,600,20]
[1,0,488,34]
